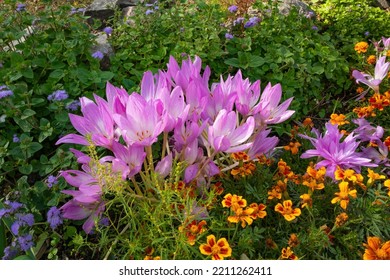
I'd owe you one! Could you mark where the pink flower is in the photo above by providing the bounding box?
[113,93,165,146]
[207,109,254,153]
[247,128,279,159]
[56,95,115,149]
[352,56,390,93]
[110,142,146,180]
[254,83,295,129]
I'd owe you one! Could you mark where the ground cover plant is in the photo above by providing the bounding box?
[1,0,390,260]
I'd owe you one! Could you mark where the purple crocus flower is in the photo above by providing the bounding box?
[207,109,255,153]
[352,118,384,144]
[247,128,279,159]
[113,93,164,147]
[382,37,390,50]
[352,56,390,93]
[300,122,377,179]
[254,82,295,129]
[47,206,63,230]
[362,142,389,166]
[56,94,116,149]
[92,51,104,60]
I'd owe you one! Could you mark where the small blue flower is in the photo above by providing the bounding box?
[16,3,26,12]
[47,206,63,230]
[364,31,370,36]
[244,17,260,28]
[228,5,238,13]
[47,175,58,188]
[0,85,13,99]
[17,234,34,251]
[312,25,319,31]
[47,90,68,101]
[145,9,154,15]
[233,17,244,26]
[13,134,20,143]
[66,100,81,111]
[2,246,19,260]
[225,33,234,39]
[92,50,104,60]
[103,26,113,35]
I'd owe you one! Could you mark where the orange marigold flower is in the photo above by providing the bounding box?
[331,181,357,210]
[387,50,390,57]
[354,41,369,53]
[231,151,250,161]
[283,141,301,155]
[231,162,256,178]
[280,247,298,260]
[144,256,161,260]
[265,238,278,250]
[363,236,390,260]
[274,200,301,221]
[248,203,267,219]
[353,105,376,118]
[300,193,312,208]
[335,212,349,227]
[330,113,349,126]
[211,181,224,195]
[227,207,255,228]
[288,233,300,248]
[356,87,365,94]
[199,235,232,260]
[268,186,283,200]
[369,93,390,111]
[179,219,207,246]
[222,193,247,210]
[366,55,376,64]
[367,168,386,186]
[384,136,390,149]
[302,117,314,128]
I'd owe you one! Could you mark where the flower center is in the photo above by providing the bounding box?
[211,245,220,255]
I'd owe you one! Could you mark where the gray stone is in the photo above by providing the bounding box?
[277,0,315,16]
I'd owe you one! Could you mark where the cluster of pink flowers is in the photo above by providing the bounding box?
[56,56,294,233]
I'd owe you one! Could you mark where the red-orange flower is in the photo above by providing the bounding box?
[367,55,376,65]
[222,193,247,211]
[274,200,301,221]
[179,219,207,245]
[199,235,232,260]
[248,203,267,219]
[363,236,390,260]
[280,247,298,260]
[283,141,301,155]
[288,233,300,248]
[227,207,255,228]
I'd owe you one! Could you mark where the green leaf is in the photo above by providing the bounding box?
[99,71,115,82]
[9,72,23,82]
[21,68,34,79]
[19,164,33,175]
[224,58,240,68]
[14,255,35,260]
[49,69,65,80]
[21,109,36,120]
[0,220,6,259]
[13,118,32,132]
[31,98,45,106]
[249,55,265,67]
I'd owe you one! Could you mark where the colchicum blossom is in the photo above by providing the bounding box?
[352,56,390,93]
[300,122,377,179]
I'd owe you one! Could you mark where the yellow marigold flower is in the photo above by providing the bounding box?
[331,181,357,210]
[354,41,369,54]
[330,113,349,126]
[335,212,349,227]
[334,168,357,181]
[179,219,207,246]
[274,200,301,221]
[280,247,298,260]
[300,193,312,208]
[302,117,314,128]
[227,207,255,228]
[277,159,298,182]
[367,168,386,186]
[363,236,390,260]
[288,233,300,248]
[283,141,301,155]
[248,203,267,219]
[222,193,247,210]
[306,165,326,181]
[366,55,376,64]
[199,235,232,260]
[384,179,390,196]
[387,50,390,57]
